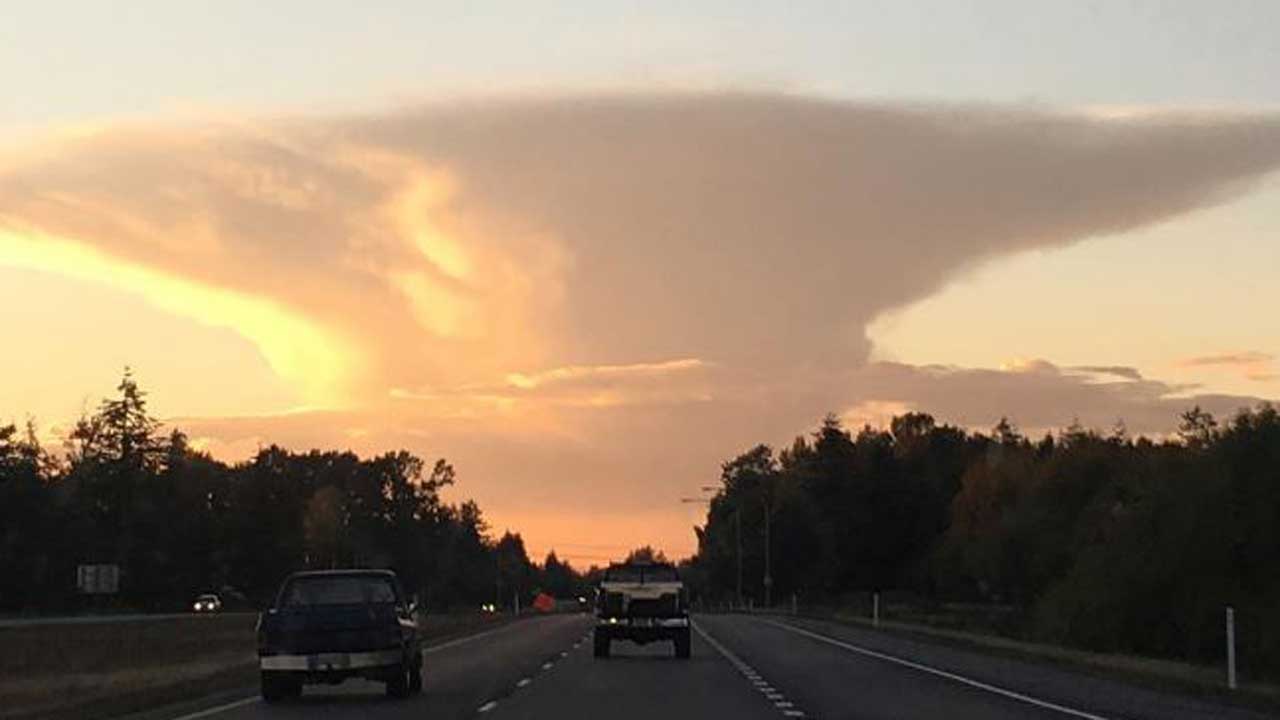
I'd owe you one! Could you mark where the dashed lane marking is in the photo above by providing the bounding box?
[478,700,499,713]
[760,619,1111,720]
[517,677,532,688]
[541,661,554,670]
[693,620,809,720]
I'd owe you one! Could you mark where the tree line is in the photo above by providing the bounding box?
[688,408,1280,676]
[0,370,588,613]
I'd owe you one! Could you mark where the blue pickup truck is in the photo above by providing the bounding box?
[255,569,423,701]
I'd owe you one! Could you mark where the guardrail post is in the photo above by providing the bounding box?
[1226,606,1237,690]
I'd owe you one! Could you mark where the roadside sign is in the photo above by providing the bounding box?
[77,564,120,594]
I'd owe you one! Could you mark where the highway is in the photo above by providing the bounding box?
[140,614,1271,720]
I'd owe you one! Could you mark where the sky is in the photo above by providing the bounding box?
[3,1,1280,565]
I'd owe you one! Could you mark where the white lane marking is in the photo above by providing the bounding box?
[424,622,523,654]
[517,677,532,688]
[168,698,258,720]
[560,651,568,657]
[165,621,532,720]
[694,620,811,720]
[541,661,553,670]
[478,700,499,713]
[761,619,1111,720]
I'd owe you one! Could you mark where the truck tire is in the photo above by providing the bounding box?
[409,653,424,694]
[674,628,692,659]
[261,671,300,702]
[593,630,611,658]
[386,662,412,699]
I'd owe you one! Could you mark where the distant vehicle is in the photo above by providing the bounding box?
[593,561,690,659]
[191,593,222,613]
[255,569,423,702]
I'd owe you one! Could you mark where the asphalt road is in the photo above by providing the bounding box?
[146,613,1273,720]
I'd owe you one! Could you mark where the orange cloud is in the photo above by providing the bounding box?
[5,94,1280,557]
[1178,351,1277,383]
[1180,351,1273,367]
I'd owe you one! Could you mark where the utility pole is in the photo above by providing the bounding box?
[735,506,743,609]
[762,505,772,608]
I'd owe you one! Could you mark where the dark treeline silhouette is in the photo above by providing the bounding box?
[689,408,1280,676]
[0,370,589,613]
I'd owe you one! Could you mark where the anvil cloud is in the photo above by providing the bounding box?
[3,93,1279,559]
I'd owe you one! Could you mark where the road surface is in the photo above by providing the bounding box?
[137,613,1272,720]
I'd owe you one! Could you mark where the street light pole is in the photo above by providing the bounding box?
[682,488,743,610]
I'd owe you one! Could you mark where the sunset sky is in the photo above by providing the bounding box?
[3,2,1280,565]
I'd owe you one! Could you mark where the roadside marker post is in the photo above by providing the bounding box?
[1226,606,1237,690]
[872,592,880,628]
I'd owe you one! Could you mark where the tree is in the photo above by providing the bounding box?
[625,545,669,564]
[1178,406,1218,448]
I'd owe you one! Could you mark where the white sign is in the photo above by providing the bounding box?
[77,564,120,594]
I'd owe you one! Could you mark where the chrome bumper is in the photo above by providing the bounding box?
[598,616,689,628]
[260,648,402,671]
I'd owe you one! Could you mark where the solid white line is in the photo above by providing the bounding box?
[478,700,499,713]
[424,622,521,654]
[168,698,258,720]
[761,619,1111,720]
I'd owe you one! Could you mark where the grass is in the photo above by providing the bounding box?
[0,610,517,720]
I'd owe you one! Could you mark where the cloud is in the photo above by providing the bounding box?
[1070,365,1145,382]
[1177,351,1277,383]
[841,361,1262,438]
[5,93,1280,555]
[5,94,1280,409]
[1180,351,1273,367]
[504,358,707,390]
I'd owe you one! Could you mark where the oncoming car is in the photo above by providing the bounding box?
[191,594,221,613]
[255,569,423,701]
